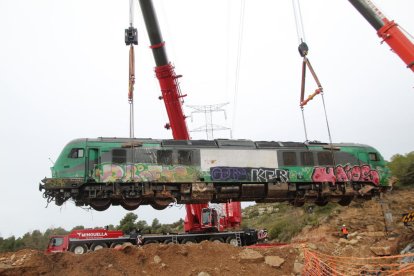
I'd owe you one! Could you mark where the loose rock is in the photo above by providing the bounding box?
[265,256,285,268]
[293,262,304,274]
[239,249,264,264]
[370,246,391,256]
[153,255,162,264]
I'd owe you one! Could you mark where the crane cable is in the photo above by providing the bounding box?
[128,0,136,139]
[231,0,246,139]
[292,0,336,167]
[129,44,135,139]
[292,0,306,44]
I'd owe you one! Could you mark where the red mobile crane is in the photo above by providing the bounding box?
[137,0,241,234]
[135,0,414,234]
[349,0,414,72]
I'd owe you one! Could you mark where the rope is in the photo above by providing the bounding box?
[231,0,246,138]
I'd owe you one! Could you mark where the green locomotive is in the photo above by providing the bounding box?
[39,137,391,211]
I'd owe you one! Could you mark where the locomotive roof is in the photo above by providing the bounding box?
[67,138,374,150]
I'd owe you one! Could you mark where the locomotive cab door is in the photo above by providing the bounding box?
[87,148,100,180]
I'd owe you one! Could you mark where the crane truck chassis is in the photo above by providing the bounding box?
[46,228,268,254]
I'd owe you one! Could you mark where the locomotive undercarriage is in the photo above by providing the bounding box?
[40,178,383,211]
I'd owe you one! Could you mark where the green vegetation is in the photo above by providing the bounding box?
[242,202,339,242]
[0,214,184,252]
[2,202,339,252]
[388,152,414,186]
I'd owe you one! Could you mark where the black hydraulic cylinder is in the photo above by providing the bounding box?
[348,0,384,31]
[138,0,169,67]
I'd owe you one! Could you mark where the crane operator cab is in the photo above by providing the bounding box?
[201,208,219,231]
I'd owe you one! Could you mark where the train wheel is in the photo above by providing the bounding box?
[315,198,329,206]
[55,197,65,206]
[91,242,108,251]
[121,198,142,211]
[151,199,173,210]
[89,199,111,211]
[338,196,353,206]
[209,237,224,243]
[291,198,305,207]
[70,244,87,255]
[226,236,239,247]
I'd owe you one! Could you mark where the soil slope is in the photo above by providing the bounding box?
[1,189,414,275]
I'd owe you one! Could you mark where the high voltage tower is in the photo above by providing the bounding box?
[187,103,232,140]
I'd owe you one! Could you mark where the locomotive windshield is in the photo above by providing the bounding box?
[68,148,84,159]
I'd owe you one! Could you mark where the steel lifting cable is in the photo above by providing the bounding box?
[129,0,135,139]
[292,0,336,168]
[129,44,135,138]
[126,0,138,139]
[231,0,246,139]
[292,0,306,45]
[129,0,134,27]
[125,0,138,172]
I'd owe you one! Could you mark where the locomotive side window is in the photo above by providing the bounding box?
[335,152,359,165]
[112,149,127,164]
[369,152,379,161]
[134,149,157,164]
[301,152,314,166]
[68,148,84,158]
[157,150,173,165]
[317,152,333,165]
[283,152,297,166]
[178,150,193,165]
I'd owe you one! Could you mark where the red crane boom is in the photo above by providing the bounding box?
[349,0,414,72]
[138,0,241,233]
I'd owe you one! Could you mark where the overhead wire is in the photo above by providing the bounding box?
[225,0,231,104]
[231,0,246,138]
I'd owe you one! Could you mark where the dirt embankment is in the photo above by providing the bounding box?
[2,189,414,275]
[292,189,414,257]
[0,242,302,276]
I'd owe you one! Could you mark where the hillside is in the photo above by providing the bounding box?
[243,187,414,255]
[2,188,414,275]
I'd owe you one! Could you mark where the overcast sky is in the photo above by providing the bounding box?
[1,0,413,238]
